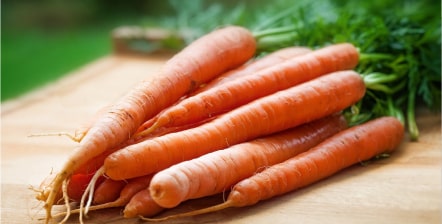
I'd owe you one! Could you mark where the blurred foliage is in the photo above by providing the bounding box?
[1,0,265,102]
[1,0,440,114]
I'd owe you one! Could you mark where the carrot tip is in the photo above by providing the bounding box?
[132,119,164,140]
[140,201,234,222]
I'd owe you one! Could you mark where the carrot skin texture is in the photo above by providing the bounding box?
[123,189,165,218]
[149,114,348,208]
[104,70,366,180]
[41,26,256,220]
[133,46,312,137]
[230,116,404,207]
[189,46,312,96]
[138,43,359,137]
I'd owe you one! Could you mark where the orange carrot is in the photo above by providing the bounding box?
[189,46,312,96]
[92,178,126,205]
[142,116,404,221]
[133,46,312,138]
[148,113,347,208]
[104,70,366,181]
[132,43,359,139]
[123,189,165,218]
[72,132,157,175]
[40,25,256,222]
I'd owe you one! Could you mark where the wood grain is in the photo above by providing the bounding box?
[1,55,440,224]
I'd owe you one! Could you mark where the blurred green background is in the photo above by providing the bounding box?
[2,0,259,102]
[2,0,439,102]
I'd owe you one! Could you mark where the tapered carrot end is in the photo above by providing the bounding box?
[123,189,164,218]
[140,200,234,222]
[132,117,167,140]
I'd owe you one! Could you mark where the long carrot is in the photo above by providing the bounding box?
[39,25,256,222]
[133,46,312,138]
[188,46,312,96]
[72,129,160,175]
[142,116,404,221]
[132,43,359,140]
[149,113,348,208]
[104,70,366,180]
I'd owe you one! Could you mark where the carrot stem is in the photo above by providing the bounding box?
[252,4,299,31]
[358,52,394,62]
[407,85,419,141]
[253,26,297,39]
[256,33,298,52]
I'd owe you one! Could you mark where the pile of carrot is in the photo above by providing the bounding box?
[35,26,405,224]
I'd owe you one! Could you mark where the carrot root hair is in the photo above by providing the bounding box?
[61,179,72,223]
[51,199,125,221]
[79,166,105,222]
[140,200,235,222]
[28,130,87,143]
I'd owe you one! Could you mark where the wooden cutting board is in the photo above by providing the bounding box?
[1,54,441,224]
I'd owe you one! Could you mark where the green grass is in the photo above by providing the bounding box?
[1,26,112,102]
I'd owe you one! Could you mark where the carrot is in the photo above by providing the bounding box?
[123,189,165,218]
[133,46,312,138]
[51,175,154,222]
[149,113,348,208]
[104,70,366,181]
[92,178,126,205]
[142,116,404,221]
[40,25,256,222]
[132,115,219,141]
[132,43,359,139]
[73,131,158,175]
[188,46,312,96]
[71,148,117,175]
